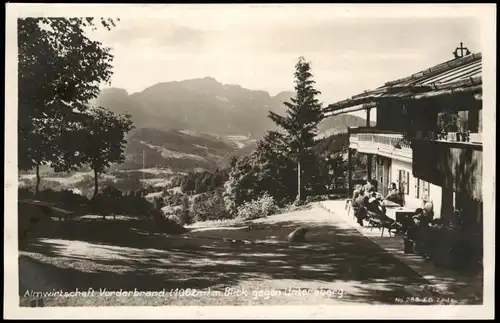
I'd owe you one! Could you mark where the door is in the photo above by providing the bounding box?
[384,159,391,197]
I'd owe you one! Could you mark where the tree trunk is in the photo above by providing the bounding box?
[35,164,41,196]
[93,168,99,200]
[297,159,302,202]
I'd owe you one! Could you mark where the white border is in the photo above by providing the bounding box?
[4,3,496,319]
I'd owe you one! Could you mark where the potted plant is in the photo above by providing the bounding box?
[438,110,463,141]
[429,209,466,269]
[457,119,470,142]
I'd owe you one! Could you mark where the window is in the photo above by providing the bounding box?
[398,170,410,196]
[406,172,410,196]
[423,181,430,199]
[415,179,421,199]
[416,178,430,199]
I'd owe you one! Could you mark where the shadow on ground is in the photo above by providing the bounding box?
[19,207,458,305]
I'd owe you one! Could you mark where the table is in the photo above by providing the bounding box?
[385,206,416,221]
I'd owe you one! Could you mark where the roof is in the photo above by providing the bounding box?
[324,53,482,115]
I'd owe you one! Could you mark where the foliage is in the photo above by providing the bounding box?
[223,131,296,214]
[190,189,231,222]
[163,191,186,207]
[18,187,175,233]
[437,110,463,133]
[18,17,118,188]
[77,106,134,198]
[236,193,279,221]
[179,196,191,225]
[19,186,149,217]
[223,131,351,212]
[70,174,143,197]
[179,169,229,195]
[19,178,66,192]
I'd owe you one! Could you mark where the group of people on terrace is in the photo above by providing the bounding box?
[351,179,436,258]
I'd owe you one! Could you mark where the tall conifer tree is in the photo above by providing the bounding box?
[268,57,324,202]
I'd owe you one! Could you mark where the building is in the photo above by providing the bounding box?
[324,48,482,225]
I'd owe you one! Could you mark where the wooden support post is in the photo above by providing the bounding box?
[366,108,372,127]
[367,154,373,181]
[347,148,352,198]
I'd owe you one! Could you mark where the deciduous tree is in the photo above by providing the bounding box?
[18,17,118,193]
[79,106,134,199]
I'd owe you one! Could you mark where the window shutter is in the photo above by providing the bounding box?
[423,181,430,198]
[415,179,420,199]
[398,170,402,192]
[406,172,410,196]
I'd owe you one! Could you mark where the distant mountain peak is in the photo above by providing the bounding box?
[100,87,129,96]
[95,78,369,140]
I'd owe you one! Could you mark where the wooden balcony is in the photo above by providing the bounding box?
[412,138,483,201]
[348,127,412,163]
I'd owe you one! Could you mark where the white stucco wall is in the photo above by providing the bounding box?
[390,159,443,216]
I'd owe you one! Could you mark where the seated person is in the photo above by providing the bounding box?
[351,185,363,206]
[411,208,432,257]
[412,208,425,225]
[422,196,434,221]
[355,195,370,226]
[385,182,403,205]
[351,185,365,208]
[367,193,388,218]
[406,208,423,240]
[362,179,375,195]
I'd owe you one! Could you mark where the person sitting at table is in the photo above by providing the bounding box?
[385,182,403,205]
[355,195,370,226]
[351,185,363,204]
[406,208,423,240]
[411,208,432,258]
[422,196,434,221]
[367,193,388,217]
[351,185,364,212]
[362,179,376,195]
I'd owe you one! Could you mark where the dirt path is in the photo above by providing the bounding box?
[19,205,433,306]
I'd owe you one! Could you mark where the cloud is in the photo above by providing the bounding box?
[100,19,205,50]
[95,14,482,102]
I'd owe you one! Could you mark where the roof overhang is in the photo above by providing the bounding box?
[324,52,482,116]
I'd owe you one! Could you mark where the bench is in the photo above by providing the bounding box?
[51,206,75,221]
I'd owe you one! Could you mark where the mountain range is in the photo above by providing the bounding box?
[94,77,374,171]
[94,77,295,138]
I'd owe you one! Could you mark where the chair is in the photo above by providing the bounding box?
[367,211,398,237]
[345,199,352,216]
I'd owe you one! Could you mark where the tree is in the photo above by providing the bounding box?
[180,196,191,225]
[79,106,134,199]
[268,57,324,202]
[18,17,118,194]
[181,175,196,195]
[223,131,298,213]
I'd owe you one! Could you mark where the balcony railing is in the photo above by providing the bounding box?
[355,133,412,149]
[349,130,412,161]
[349,127,482,146]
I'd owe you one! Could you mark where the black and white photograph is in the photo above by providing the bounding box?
[4,3,496,319]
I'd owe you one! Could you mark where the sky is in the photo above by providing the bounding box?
[86,5,482,118]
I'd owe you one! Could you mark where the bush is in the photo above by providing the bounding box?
[236,193,278,220]
[151,214,188,235]
[191,189,231,222]
[305,195,330,203]
[21,178,66,192]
